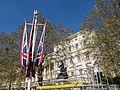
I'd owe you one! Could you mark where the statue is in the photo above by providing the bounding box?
[57,60,68,79]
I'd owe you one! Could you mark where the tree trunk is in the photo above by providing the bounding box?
[9,68,13,90]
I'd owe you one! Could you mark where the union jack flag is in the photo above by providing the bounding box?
[20,22,28,68]
[35,22,46,67]
[26,16,36,77]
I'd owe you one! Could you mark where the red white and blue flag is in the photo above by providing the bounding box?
[26,16,37,77]
[35,22,46,67]
[20,22,28,68]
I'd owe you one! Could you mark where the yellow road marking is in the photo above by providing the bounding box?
[36,82,83,89]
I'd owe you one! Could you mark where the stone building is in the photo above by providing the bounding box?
[42,29,99,84]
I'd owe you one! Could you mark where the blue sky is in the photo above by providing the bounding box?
[0,0,95,33]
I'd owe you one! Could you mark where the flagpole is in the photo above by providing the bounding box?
[27,10,38,90]
[27,77,31,90]
[38,63,43,86]
[37,21,46,86]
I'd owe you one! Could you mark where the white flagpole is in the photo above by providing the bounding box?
[32,10,38,62]
[27,77,31,90]
[27,10,38,90]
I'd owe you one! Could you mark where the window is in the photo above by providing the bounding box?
[79,70,82,75]
[86,53,90,60]
[70,57,73,64]
[68,41,71,43]
[75,38,77,41]
[50,62,54,70]
[77,55,81,62]
[71,72,74,76]
[46,72,48,78]
[46,66,49,71]
[75,43,78,49]
[69,46,71,51]
[70,58,72,64]
[57,62,59,67]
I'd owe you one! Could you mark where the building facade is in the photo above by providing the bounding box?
[42,29,100,84]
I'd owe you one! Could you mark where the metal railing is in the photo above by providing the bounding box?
[21,67,120,90]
